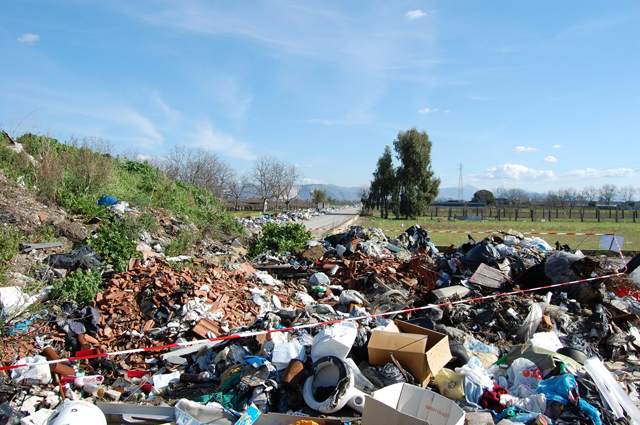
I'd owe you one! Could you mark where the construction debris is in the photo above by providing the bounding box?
[1,223,640,425]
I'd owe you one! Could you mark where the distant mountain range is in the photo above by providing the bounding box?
[295,183,481,201]
[298,184,364,201]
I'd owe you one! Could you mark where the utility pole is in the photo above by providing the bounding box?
[458,162,464,201]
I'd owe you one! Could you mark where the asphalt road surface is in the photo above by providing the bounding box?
[304,207,361,238]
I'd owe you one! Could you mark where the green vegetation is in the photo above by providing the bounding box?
[89,217,140,273]
[0,225,21,274]
[52,269,103,305]
[249,222,312,257]
[0,130,244,274]
[366,128,440,219]
[358,213,640,253]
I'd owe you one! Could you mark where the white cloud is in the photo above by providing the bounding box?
[513,146,538,153]
[105,109,165,149]
[543,156,558,163]
[301,177,323,184]
[405,10,427,20]
[17,33,40,44]
[419,107,438,114]
[443,110,450,113]
[564,167,635,179]
[191,121,255,160]
[552,144,561,149]
[473,163,555,180]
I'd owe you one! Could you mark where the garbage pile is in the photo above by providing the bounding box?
[2,224,640,425]
[234,207,346,230]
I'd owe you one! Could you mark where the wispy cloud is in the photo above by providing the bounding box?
[564,167,635,179]
[405,10,427,20]
[513,146,538,153]
[18,33,40,44]
[443,110,450,113]
[473,163,555,180]
[552,144,561,149]
[301,177,323,184]
[419,107,438,114]
[544,156,557,163]
[190,121,255,160]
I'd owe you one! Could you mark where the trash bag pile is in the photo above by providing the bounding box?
[2,224,640,425]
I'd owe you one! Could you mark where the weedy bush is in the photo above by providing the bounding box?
[89,217,140,273]
[165,228,197,257]
[249,222,312,257]
[52,268,102,305]
[0,225,21,274]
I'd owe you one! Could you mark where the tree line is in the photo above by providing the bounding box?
[471,184,639,209]
[129,146,302,213]
[362,128,441,219]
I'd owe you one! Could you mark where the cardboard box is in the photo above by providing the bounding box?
[367,320,452,387]
[361,383,465,425]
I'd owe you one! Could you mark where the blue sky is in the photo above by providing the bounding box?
[1,1,639,196]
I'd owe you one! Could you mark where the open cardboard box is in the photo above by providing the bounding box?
[367,320,452,387]
[361,383,465,425]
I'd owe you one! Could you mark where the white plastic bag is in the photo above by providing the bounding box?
[11,355,52,385]
[508,358,542,398]
[516,302,545,342]
[271,341,306,370]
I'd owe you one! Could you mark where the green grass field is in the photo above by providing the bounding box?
[357,214,640,254]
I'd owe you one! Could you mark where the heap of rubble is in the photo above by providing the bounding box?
[1,223,640,425]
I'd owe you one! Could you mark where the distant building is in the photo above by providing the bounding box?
[431,201,486,208]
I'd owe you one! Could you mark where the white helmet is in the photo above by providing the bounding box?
[47,400,107,425]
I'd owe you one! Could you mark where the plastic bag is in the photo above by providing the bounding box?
[11,355,52,385]
[516,302,545,342]
[434,368,465,401]
[508,358,542,398]
[363,362,416,388]
[464,334,499,356]
[455,356,494,390]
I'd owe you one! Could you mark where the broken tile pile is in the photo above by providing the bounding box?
[2,223,640,425]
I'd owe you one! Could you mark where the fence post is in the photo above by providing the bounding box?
[515,209,519,221]
[498,209,501,221]
[556,209,558,219]
[531,209,534,222]
[569,209,572,219]
[597,209,600,222]
[548,210,551,222]
[616,209,619,223]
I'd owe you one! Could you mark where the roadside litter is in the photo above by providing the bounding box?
[1,224,640,425]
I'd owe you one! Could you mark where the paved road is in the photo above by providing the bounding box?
[304,207,361,238]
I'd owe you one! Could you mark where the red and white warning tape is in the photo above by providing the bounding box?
[0,272,626,372]
[306,228,613,236]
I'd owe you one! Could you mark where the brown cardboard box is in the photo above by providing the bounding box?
[367,320,452,387]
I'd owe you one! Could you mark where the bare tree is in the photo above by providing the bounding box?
[493,186,509,204]
[545,190,563,208]
[227,171,249,211]
[506,188,529,208]
[581,186,598,205]
[162,145,232,198]
[561,187,580,209]
[619,185,636,203]
[248,155,279,213]
[598,184,617,207]
[281,165,303,210]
